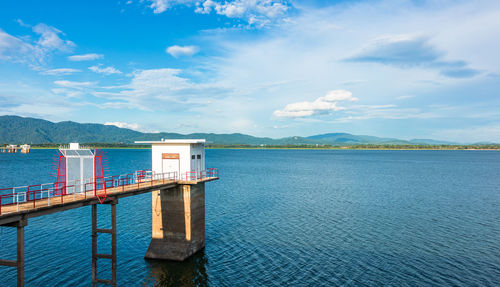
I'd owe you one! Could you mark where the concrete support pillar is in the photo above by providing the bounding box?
[145,183,205,261]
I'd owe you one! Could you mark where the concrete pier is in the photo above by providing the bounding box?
[145,183,205,261]
[1,138,218,286]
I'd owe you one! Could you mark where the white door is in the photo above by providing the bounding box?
[162,159,179,177]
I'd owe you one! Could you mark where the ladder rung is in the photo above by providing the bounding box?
[0,259,17,267]
[96,228,113,234]
[96,279,113,285]
[96,253,113,259]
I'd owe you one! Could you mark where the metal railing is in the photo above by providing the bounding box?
[0,168,219,215]
[182,168,219,181]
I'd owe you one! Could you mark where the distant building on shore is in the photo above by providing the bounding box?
[20,144,31,154]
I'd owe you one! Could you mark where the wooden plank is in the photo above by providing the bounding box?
[96,228,112,234]
[0,259,17,267]
[162,153,179,159]
[96,254,112,259]
[96,279,113,285]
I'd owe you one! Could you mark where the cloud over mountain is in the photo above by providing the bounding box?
[274,90,358,118]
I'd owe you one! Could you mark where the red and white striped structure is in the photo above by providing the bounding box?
[53,143,106,200]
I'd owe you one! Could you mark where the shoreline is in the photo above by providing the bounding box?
[24,146,500,151]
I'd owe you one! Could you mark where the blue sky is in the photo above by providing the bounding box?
[0,0,499,142]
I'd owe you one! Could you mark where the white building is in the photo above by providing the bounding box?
[135,139,206,180]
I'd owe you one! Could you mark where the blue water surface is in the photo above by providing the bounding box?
[1,149,499,286]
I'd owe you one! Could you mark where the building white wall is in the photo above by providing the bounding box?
[151,142,205,178]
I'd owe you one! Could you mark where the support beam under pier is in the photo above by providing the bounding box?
[145,183,205,261]
[0,219,27,287]
[92,200,117,287]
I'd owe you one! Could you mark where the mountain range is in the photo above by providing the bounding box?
[0,115,462,145]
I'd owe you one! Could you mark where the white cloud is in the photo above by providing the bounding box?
[0,29,32,61]
[54,80,93,88]
[16,19,30,28]
[51,80,94,99]
[51,88,84,98]
[89,65,122,75]
[148,0,197,13]
[396,95,415,100]
[145,0,290,25]
[0,82,76,119]
[166,45,199,57]
[274,90,358,118]
[0,24,74,65]
[105,121,141,131]
[68,53,103,61]
[40,68,81,75]
[149,0,169,13]
[433,124,500,143]
[195,0,288,19]
[129,68,190,91]
[88,68,230,112]
[32,23,75,52]
[8,104,73,117]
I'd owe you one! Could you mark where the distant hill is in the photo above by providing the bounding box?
[409,139,457,145]
[0,115,461,145]
[307,133,410,144]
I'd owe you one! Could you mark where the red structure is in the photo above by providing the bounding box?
[53,150,66,196]
[51,144,107,201]
[94,149,106,203]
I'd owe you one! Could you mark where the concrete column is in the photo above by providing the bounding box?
[145,183,205,261]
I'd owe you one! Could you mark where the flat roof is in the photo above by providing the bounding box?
[135,139,206,144]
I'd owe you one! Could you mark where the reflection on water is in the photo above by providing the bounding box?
[144,250,209,287]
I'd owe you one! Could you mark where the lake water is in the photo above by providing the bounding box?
[1,149,500,286]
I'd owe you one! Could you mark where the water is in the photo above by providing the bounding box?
[1,149,500,286]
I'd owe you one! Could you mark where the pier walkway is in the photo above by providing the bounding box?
[0,169,218,223]
[0,168,218,286]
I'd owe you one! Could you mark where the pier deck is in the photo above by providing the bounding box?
[0,172,218,226]
[0,170,218,226]
[0,170,218,286]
